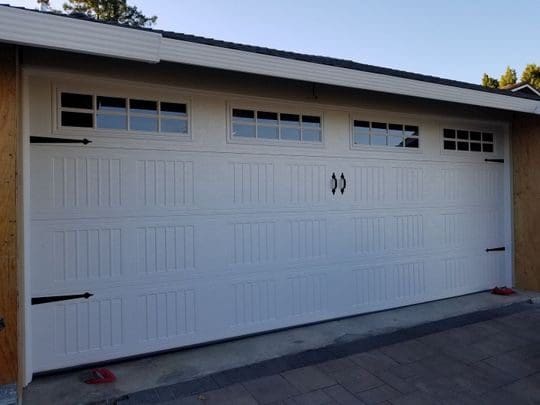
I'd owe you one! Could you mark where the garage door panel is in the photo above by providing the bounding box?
[30,223,127,293]
[31,247,507,371]
[352,260,428,309]
[135,158,195,209]
[32,294,128,371]
[30,148,128,214]
[30,147,200,217]
[30,124,509,372]
[285,162,330,206]
[31,206,505,294]
[440,164,504,206]
[441,253,506,294]
[30,217,202,294]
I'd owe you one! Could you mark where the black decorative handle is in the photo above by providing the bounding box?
[30,136,92,145]
[486,246,505,252]
[340,173,346,194]
[331,173,337,195]
[485,159,504,163]
[32,292,93,305]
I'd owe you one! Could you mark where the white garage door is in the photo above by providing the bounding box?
[29,91,509,372]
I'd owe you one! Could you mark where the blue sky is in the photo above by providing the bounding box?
[8,0,540,84]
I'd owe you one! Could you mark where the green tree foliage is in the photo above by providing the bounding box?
[36,0,157,27]
[521,64,540,89]
[499,66,517,87]
[481,73,499,89]
[482,64,539,90]
[63,0,157,27]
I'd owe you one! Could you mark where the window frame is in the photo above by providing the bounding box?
[440,126,496,155]
[349,115,422,153]
[227,103,325,147]
[54,85,192,140]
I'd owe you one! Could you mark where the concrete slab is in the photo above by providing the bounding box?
[23,290,540,405]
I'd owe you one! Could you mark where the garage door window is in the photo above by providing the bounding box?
[231,108,322,143]
[353,120,419,149]
[60,92,94,128]
[59,91,189,135]
[443,128,494,153]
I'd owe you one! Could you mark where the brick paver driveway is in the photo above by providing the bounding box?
[116,303,540,404]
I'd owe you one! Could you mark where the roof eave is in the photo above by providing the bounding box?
[160,38,540,115]
[1,5,539,115]
[0,6,161,62]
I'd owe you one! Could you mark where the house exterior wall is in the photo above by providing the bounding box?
[4,46,537,385]
[512,113,540,291]
[0,44,19,387]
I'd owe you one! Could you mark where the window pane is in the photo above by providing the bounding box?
[353,133,370,145]
[61,111,93,127]
[388,123,403,138]
[470,142,481,152]
[302,115,321,128]
[482,132,493,142]
[161,102,187,116]
[405,137,419,148]
[353,125,370,144]
[97,114,127,129]
[443,128,456,139]
[302,129,321,142]
[97,96,126,113]
[233,123,255,138]
[61,92,93,109]
[457,141,469,151]
[371,135,387,146]
[233,109,255,122]
[388,135,404,147]
[483,143,494,153]
[354,120,370,128]
[457,130,469,140]
[444,140,456,150]
[161,118,188,133]
[130,99,157,115]
[470,131,481,141]
[371,122,387,136]
[257,111,278,125]
[258,126,279,139]
[281,113,300,126]
[130,116,157,132]
[405,125,419,137]
[281,127,301,141]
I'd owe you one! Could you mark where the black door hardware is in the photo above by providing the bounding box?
[486,247,506,252]
[331,173,337,195]
[30,136,92,145]
[340,173,346,194]
[0,318,4,332]
[32,292,93,305]
[485,159,504,163]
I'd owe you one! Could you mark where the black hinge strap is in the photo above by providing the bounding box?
[486,247,506,252]
[485,158,504,163]
[32,292,93,305]
[30,136,92,145]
